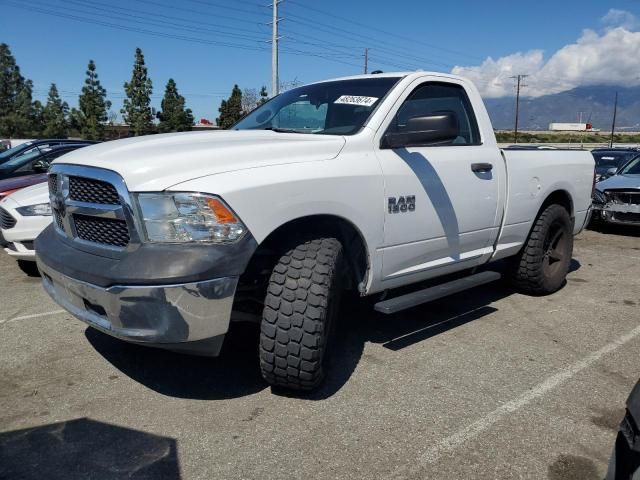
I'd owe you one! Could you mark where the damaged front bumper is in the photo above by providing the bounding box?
[38,259,238,356]
[593,190,640,225]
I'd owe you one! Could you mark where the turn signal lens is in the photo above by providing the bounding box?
[205,197,238,224]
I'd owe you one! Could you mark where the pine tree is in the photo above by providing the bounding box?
[42,84,69,138]
[156,78,193,133]
[0,43,38,137]
[31,99,45,137]
[121,48,154,136]
[258,86,269,106]
[77,60,111,140]
[216,85,243,129]
[12,79,36,136]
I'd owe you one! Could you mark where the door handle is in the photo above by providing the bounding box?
[471,163,493,173]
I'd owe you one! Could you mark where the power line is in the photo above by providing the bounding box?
[66,0,270,38]
[5,1,272,52]
[286,0,484,63]
[277,24,446,71]
[133,0,269,28]
[279,27,431,70]
[184,0,269,19]
[4,0,366,70]
[282,16,454,70]
[39,0,270,43]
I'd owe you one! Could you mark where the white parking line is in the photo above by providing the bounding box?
[393,323,640,478]
[0,309,66,326]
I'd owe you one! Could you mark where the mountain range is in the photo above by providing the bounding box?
[484,85,640,131]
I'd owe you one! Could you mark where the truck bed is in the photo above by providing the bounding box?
[492,149,594,260]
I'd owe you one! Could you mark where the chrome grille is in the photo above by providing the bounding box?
[48,174,58,195]
[69,176,120,205]
[74,214,130,247]
[0,207,16,230]
[53,210,64,230]
[49,166,137,251]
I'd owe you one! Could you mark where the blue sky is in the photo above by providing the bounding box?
[2,0,639,121]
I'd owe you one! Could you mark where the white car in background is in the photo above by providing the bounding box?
[0,182,51,274]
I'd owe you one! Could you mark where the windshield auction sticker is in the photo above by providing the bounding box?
[334,95,379,107]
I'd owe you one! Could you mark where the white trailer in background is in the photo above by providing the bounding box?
[549,123,600,132]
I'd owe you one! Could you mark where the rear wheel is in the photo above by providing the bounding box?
[259,238,344,391]
[510,204,573,295]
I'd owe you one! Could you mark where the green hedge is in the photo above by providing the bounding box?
[495,132,640,144]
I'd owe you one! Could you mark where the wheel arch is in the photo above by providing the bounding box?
[242,214,370,293]
[538,189,574,218]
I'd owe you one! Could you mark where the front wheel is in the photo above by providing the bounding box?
[259,238,344,391]
[17,260,40,277]
[510,204,573,295]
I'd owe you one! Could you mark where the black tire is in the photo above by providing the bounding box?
[17,260,40,277]
[510,204,573,295]
[259,238,344,391]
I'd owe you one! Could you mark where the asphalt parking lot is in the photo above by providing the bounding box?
[0,226,639,480]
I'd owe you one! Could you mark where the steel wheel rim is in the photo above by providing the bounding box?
[542,221,569,278]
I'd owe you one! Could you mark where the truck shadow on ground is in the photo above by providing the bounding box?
[87,261,580,401]
[0,418,181,480]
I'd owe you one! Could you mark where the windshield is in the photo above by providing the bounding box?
[619,155,640,175]
[0,149,43,172]
[592,152,637,169]
[233,77,402,135]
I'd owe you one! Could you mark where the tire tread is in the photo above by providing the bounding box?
[259,238,342,390]
[511,204,572,295]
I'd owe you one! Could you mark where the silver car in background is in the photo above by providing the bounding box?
[592,155,640,226]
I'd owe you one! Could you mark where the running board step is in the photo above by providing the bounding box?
[374,271,501,314]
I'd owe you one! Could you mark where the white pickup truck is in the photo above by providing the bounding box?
[35,72,594,391]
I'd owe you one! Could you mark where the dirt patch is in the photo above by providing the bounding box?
[548,454,600,480]
[591,407,625,431]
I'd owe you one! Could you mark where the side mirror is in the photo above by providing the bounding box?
[606,167,618,177]
[382,112,459,149]
[32,160,50,173]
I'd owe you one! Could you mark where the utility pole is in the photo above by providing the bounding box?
[510,74,528,144]
[270,0,282,97]
[609,91,618,148]
[364,48,369,74]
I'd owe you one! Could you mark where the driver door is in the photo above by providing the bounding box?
[375,80,502,284]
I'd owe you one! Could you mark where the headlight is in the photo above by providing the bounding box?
[16,203,52,216]
[135,193,246,243]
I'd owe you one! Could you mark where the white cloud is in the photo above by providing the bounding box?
[602,8,637,30]
[452,12,640,97]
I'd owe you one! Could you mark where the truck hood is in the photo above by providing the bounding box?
[53,130,346,191]
[597,174,640,191]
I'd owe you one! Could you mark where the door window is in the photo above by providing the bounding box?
[389,83,481,146]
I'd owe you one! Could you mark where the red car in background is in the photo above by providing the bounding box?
[0,174,47,201]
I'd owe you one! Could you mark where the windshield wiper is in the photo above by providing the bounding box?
[263,127,309,134]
